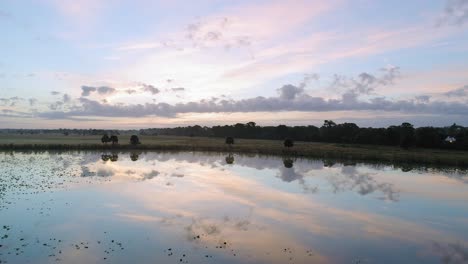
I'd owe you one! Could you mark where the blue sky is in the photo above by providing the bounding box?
[0,0,468,128]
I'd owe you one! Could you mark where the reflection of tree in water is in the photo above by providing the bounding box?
[101,153,119,162]
[130,152,140,162]
[327,166,400,202]
[283,158,294,168]
[400,164,414,172]
[323,159,336,168]
[225,154,234,164]
[101,154,110,162]
[432,242,468,264]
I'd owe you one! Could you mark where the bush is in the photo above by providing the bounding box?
[130,135,141,145]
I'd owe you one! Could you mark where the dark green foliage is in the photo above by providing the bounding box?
[399,122,415,149]
[225,137,234,145]
[130,135,140,145]
[415,127,442,148]
[110,135,119,145]
[110,154,118,162]
[138,120,468,150]
[283,158,294,168]
[130,152,139,161]
[101,134,110,144]
[284,138,294,148]
[225,154,234,164]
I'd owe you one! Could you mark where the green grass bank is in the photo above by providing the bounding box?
[0,134,467,167]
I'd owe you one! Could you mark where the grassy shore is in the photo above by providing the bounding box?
[0,134,467,167]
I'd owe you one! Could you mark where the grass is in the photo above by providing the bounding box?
[0,134,467,168]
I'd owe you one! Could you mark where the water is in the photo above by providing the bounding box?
[0,151,467,264]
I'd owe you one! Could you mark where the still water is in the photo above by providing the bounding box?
[0,151,467,264]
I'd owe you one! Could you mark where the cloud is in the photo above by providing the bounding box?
[49,101,64,110]
[445,85,468,97]
[142,170,159,180]
[27,69,468,121]
[140,83,160,95]
[51,91,61,95]
[437,0,468,26]
[63,93,71,103]
[432,242,468,264]
[327,166,400,202]
[81,86,97,96]
[0,97,24,107]
[81,85,116,96]
[125,89,138,94]
[171,87,185,92]
[277,84,304,100]
[97,86,116,95]
[0,109,31,118]
[36,86,468,120]
[28,98,37,106]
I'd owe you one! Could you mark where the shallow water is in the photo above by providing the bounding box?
[0,151,467,264]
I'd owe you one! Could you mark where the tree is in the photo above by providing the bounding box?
[130,135,141,145]
[276,125,289,139]
[415,127,442,148]
[284,138,294,148]
[399,122,415,149]
[101,134,110,144]
[323,120,336,128]
[110,135,119,145]
[225,137,234,146]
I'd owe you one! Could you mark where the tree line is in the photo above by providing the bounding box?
[141,121,468,150]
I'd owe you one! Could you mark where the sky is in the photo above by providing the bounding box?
[0,0,468,129]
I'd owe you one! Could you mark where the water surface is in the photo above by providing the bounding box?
[0,151,467,264]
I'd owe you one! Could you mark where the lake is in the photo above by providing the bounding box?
[0,151,467,264]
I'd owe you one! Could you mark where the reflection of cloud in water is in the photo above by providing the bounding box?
[432,242,468,264]
[278,166,302,183]
[327,166,400,202]
[278,167,319,193]
[142,170,159,180]
[81,166,115,177]
[442,172,468,185]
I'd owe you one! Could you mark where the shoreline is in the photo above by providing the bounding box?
[1,135,467,168]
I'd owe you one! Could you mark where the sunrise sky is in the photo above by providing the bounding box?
[0,0,467,128]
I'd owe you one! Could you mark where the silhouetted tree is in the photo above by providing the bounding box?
[130,135,140,145]
[225,137,234,146]
[284,138,294,148]
[101,134,110,144]
[399,122,415,149]
[110,135,119,145]
[415,127,442,148]
[276,125,289,139]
